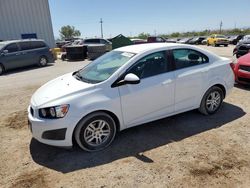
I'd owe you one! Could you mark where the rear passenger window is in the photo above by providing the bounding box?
[31,41,46,49]
[5,43,19,53]
[172,49,209,70]
[20,42,32,50]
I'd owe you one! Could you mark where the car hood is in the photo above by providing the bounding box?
[238,53,250,65]
[31,73,95,107]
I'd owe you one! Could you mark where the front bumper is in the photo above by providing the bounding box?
[28,106,78,147]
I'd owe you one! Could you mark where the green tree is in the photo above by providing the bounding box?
[138,32,150,39]
[59,25,81,39]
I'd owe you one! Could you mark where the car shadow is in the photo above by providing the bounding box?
[2,64,54,76]
[234,83,250,91]
[30,102,245,173]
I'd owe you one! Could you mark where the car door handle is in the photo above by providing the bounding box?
[162,79,172,85]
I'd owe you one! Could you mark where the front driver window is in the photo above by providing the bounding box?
[5,43,19,53]
[128,51,169,79]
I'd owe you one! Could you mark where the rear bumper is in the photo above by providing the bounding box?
[215,41,229,45]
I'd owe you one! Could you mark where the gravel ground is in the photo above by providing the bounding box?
[0,45,250,188]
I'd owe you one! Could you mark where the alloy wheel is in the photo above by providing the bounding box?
[83,120,111,147]
[206,91,221,112]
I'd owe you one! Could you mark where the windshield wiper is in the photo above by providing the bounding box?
[73,71,94,84]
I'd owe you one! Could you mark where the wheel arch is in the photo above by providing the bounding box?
[72,110,121,145]
[213,84,226,99]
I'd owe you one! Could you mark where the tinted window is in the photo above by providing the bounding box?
[173,49,209,70]
[20,42,32,50]
[31,41,46,49]
[156,37,164,42]
[5,43,19,53]
[84,39,100,43]
[100,39,109,44]
[128,51,169,79]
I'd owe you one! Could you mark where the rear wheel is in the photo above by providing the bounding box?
[38,56,48,67]
[199,86,224,115]
[0,64,5,75]
[74,112,117,152]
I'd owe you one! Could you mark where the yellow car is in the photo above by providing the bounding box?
[207,34,229,47]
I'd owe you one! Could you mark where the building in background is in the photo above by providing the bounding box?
[0,0,55,47]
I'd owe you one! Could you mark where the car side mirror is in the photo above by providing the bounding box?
[112,73,140,87]
[124,73,140,84]
[2,50,8,55]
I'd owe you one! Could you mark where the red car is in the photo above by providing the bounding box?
[233,52,250,85]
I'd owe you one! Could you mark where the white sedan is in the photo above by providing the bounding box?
[28,43,234,151]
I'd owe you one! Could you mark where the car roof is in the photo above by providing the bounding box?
[115,43,190,54]
[0,39,45,45]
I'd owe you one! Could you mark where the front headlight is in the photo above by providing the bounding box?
[39,104,69,119]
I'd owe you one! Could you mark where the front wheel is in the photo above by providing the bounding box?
[199,86,224,115]
[38,56,48,67]
[74,112,117,151]
[0,64,4,75]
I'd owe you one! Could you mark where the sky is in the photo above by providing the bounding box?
[48,0,250,39]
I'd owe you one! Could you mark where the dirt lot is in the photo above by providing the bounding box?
[0,45,250,188]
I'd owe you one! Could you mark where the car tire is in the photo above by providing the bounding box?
[38,56,48,67]
[224,44,228,47]
[199,86,224,115]
[0,64,5,75]
[74,112,117,152]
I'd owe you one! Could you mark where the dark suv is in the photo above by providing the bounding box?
[0,39,54,75]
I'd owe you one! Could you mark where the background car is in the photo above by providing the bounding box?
[188,36,207,45]
[28,43,234,151]
[207,34,229,47]
[177,37,193,44]
[228,35,244,45]
[147,36,167,43]
[233,35,250,58]
[83,38,112,52]
[232,52,250,85]
[0,39,54,75]
[130,38,147,44]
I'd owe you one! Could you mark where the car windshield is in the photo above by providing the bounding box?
[216,35,226,38]
[76,51,135,83]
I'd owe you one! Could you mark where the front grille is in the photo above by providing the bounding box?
[30,107,34,116]
[239,65,250,72]
[238,77,250,83]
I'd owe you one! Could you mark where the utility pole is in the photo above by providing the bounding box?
[219,21,223,33]
[154,30,157,36]
[100,18,103,38]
